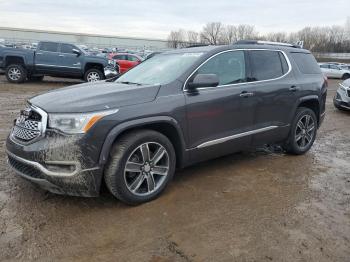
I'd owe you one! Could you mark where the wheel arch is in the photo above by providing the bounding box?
[296,96,320,126]
[5,55,26,67]
[99,116,188,169]
[84,62,104,74]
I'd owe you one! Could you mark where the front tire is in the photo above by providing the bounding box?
[5,64,27,83]
[84,68,104,82]
[284,107,317,155]
[342,73,350,80]
[104,130,176,205]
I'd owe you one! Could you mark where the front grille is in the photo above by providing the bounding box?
[12,126,41,141]
[347,89,350,97]
[8,155,44,179]
[11,106,45,143]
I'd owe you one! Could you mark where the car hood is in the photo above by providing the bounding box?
[342,79,350,87]
[29,81,160,113]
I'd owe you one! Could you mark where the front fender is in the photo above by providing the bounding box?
[99,116,188,167]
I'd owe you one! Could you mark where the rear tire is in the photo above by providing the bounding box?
[283,107,317,155]
[5,64,27,83]
[84,68,104,82]
[104,130,176,205]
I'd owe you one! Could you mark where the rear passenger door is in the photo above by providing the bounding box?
[247,50,296,146]
[35,42,60,73]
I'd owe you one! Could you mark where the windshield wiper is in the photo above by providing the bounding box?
[117,81,143,86]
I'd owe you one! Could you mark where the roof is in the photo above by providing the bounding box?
[164,42,310,56]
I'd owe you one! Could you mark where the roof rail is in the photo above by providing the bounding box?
[234,40,301,48]
[184,44,210,48]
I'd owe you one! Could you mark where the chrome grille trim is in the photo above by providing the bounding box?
[10,104,48,144]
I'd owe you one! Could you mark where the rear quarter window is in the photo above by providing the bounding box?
[290,52,321,74]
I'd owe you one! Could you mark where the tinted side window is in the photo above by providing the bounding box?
[249,50,284,81]
[291,52,321,74]
[196,51,246,85]
[39,42,59,52]
[320,64,329,69]
[128,55,140,62]
[60,44,75,54]
[329,65,339,70]
[114,55,127,60]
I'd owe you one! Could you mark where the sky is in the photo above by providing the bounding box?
[0,0,348,40]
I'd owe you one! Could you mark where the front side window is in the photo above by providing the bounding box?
[39,42,59,52]
[249,50,285,81]
[60,44,75,54]
[194,51,246,85]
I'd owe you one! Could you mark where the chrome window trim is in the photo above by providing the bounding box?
[183,49,292,91]
[196,126,279,149]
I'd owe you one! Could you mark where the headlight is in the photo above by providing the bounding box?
[108,59,116,66]
[48,109,118,134]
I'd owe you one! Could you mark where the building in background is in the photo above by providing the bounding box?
[0,27,169,51]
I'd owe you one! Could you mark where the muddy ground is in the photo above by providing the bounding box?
[0,75,349,262]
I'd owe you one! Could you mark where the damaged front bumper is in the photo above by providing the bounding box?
[6,131,104,197]
[334,86,350,110]
[104,66,119,79]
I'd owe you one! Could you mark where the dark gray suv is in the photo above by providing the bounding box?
[6,41,327,205]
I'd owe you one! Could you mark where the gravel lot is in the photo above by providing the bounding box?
[0,76,349,262]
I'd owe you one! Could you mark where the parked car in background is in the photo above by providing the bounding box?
[340,64,350,70]
[334,79,350,110]
[0,41,118,83]
[6,41,327,205]
[108,53,143,73]
[319,63,350,80]
[144,51,162,60]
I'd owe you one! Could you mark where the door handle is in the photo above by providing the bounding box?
[59,54,64,57]
[36,52,43,55]
[239,91,254,98]
[289,86,300,92]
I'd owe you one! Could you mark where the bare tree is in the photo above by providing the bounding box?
[220,25,237,44]
[167,30,186,48]
[187,31,199,44]
[168,19,350,52]
[200,22,223,45]
[236,24,256,40]
[265,32,288,43]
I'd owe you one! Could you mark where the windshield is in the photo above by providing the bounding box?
[116,52,203,85]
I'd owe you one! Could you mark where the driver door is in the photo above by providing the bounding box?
[185,50,258,162]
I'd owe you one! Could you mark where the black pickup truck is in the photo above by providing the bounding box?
[0,41,118,83]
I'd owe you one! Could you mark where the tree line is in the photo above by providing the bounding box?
[167,18,350,53]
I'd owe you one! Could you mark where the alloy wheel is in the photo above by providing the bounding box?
[295,114,315,149]
[8,68,22,81]
[124,142,170,196]
[87,72,100,82]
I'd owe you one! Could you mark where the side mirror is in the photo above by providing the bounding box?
[187,74,219,90]
[72,49,81,57]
